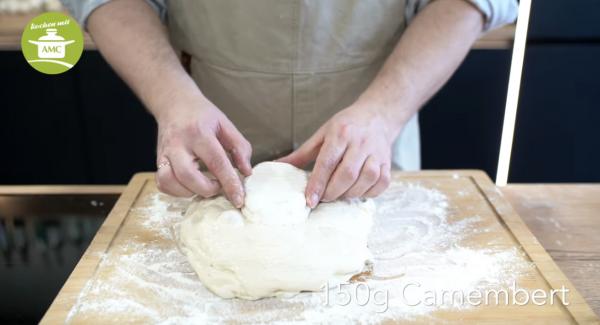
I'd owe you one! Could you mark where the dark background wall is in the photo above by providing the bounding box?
[1,1,599,185]
[420,0,600,183]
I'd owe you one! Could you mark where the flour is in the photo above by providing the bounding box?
[65,182,533,324]
[137,194,193,240]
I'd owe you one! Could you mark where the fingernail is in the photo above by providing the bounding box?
[308,193,319,208]
[233,193,244,208]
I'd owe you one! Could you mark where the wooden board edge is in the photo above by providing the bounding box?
[469,172,600,323]
[132,172,155,178]
[39,173,149,324]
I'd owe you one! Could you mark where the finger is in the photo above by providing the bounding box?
[364,163,391,197]
[305,138,348,208]
[322,145,367,202]
[155,158,195,197]
[169,149,221,198]
[217,119,253,176]
[195,137,245,208]
[344,155,380,198]
[277,127,325,168]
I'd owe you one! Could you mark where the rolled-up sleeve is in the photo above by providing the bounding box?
[405,0,519,31]
[60,0,167,28]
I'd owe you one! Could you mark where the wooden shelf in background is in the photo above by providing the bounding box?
[0,12,94,50]
[1,12,515,51]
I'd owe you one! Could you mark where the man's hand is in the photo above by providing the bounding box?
[278,105,396,208]
[279,0,484,207]
[155,93,252,208]
[87,0,253,207]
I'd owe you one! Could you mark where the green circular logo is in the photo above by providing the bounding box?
[21,12,84,75]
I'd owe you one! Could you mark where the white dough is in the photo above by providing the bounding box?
[177,162,375,300]
[242,162,310,225]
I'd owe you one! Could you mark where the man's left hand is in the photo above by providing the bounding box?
[278,104,398,208]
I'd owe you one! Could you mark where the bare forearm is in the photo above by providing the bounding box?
[355,0,484,138]
[87,0,203,121]
[86,0,252,202]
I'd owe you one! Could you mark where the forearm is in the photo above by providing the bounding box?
[87,0,203,121]
[355,0,484,138]
[86,0,252,202]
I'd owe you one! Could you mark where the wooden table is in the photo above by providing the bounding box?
[2,181,598,320]
[5,184,593,316]
[502,185,600,317]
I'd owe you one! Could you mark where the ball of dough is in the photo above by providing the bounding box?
[242,162,310,225]
[177,162,375,300]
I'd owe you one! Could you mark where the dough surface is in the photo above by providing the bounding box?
[177,162,375,300]
[242,162,310,225]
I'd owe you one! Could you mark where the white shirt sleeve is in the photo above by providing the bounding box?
[60,0,167,29]
[405,0,519,31]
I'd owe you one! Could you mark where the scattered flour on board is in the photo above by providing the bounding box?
[65,183,533,324]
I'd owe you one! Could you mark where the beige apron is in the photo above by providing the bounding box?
[167,0,421,170]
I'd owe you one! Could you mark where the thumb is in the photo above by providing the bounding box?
[277,128,324,168]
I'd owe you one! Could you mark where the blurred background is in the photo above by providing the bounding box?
[1,1,600,185]
[0,1,599,324]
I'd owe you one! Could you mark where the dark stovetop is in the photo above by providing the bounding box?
[0,194,118,324]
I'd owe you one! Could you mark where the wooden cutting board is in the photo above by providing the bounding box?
[40,171,598,324]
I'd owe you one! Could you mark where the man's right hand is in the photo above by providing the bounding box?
[155,93,252,208]
[86,0,252,207]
